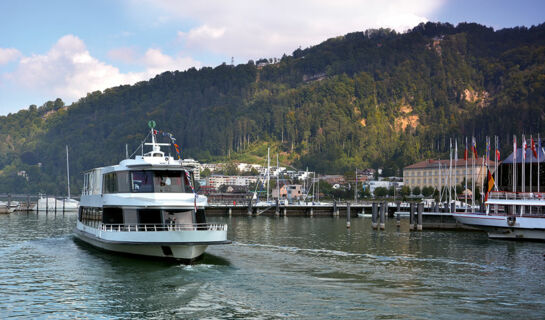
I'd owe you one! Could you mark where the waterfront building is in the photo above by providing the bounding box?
[271,184,303,200]
[206,175,259,189]
[403,158,495,190]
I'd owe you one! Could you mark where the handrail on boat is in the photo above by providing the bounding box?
[100,223,227,232]
[488,191,545,201]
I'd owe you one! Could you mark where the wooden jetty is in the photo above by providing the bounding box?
[207,200,472,230]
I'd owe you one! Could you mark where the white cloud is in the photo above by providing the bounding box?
[140,0,444,60]
[0,48,22,65]
[5,35,200,104]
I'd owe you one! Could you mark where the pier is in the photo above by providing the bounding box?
[206,200,471,230]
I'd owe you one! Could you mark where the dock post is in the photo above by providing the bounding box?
[27,195,30,212]
[379,202,385,230]
[36,194,39,212]
[54,197,57,213]
[409,203,415,230]
[333,200,338,216]
[46,195,48,214]
[450,202,455,213]
[247,199,253,216]
[228,207,232,216]
[372,203,378,229]
[417,202,423,231]
[283,207,287,217]
[396,201,401,215]
[63,198,65,214]
[7,193,11,210]
[275,199,280,216]
[309,207,314,217]
[346,202,351,228]
[396,210,401,227]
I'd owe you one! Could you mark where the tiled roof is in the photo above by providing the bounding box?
[404,158,496,170]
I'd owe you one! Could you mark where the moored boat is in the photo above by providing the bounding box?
[453,191,545,240]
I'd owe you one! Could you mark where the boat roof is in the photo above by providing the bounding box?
[84,125,197,174]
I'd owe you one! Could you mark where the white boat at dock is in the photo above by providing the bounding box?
[74,123,229,261]
[453,191,545,240]
[32,196,79,211]
[0,201,19,213]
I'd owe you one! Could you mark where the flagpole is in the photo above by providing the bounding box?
[514,135,517,194]
[465,137,468,212]
[472,137,475,211]
[454,138,458,204]
[449,138,452,205]
[522,134,526,194]
[495,136,498,190]
[530,135,533,194]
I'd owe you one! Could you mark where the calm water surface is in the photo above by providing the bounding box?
[1,212,544,319]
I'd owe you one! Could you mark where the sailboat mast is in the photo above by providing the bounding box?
[266,147,270,202]
[66,145,71,199]
[277,154,280,203]
[465,137,468,211]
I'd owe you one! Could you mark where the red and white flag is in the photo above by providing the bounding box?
[531,136,538,158]
[522,135,527,161]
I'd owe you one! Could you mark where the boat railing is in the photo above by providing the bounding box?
[488,191,545,201]
[100,223,227,232]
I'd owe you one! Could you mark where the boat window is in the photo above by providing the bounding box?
[154,171,184,193]
[117,171,130,193]
[129,170,194,193]
[138,209,162,224]
[131,171,154,192]
[103,172,118,193]
[103,207,123,224]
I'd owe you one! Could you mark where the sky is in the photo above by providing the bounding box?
[0,0,544,115]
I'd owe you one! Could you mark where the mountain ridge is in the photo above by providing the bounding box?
[1,21,545,194]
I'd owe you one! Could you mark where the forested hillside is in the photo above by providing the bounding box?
[1,22,544,194]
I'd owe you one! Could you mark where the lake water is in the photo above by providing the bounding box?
[1,212,544,319]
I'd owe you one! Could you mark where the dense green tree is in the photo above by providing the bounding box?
[1,22,545,194]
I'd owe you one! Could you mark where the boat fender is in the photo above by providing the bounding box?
[507,216,516,226]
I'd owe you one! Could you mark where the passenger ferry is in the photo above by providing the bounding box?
[453,191,545,240]
[74,124,229,262]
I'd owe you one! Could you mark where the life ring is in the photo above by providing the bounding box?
[507,216,516,226]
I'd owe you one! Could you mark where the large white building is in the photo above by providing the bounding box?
[206,175,259,189]
[403,158,495,190]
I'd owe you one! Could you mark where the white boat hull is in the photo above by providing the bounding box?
[453,213,545,240]
[33,198,79,211]
[74,221,228,261]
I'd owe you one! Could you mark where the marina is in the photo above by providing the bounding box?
[1,211,544,319]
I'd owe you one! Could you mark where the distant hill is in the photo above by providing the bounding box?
[1,21,545,194]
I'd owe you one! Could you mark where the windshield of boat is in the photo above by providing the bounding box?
[131,170,193,193]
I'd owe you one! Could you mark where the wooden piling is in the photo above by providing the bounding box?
[228,207,232,216]
[450,202,455,213]
[372,203,378,229]
[346,202,351,228]
[46,195,48,214]
[396,210,401,227]
[417,202,423,231]
[247,199,253,216]
[275,199,280,216]
[26,195,30,212]
[379,202,385,230]
[409,203,415,230]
